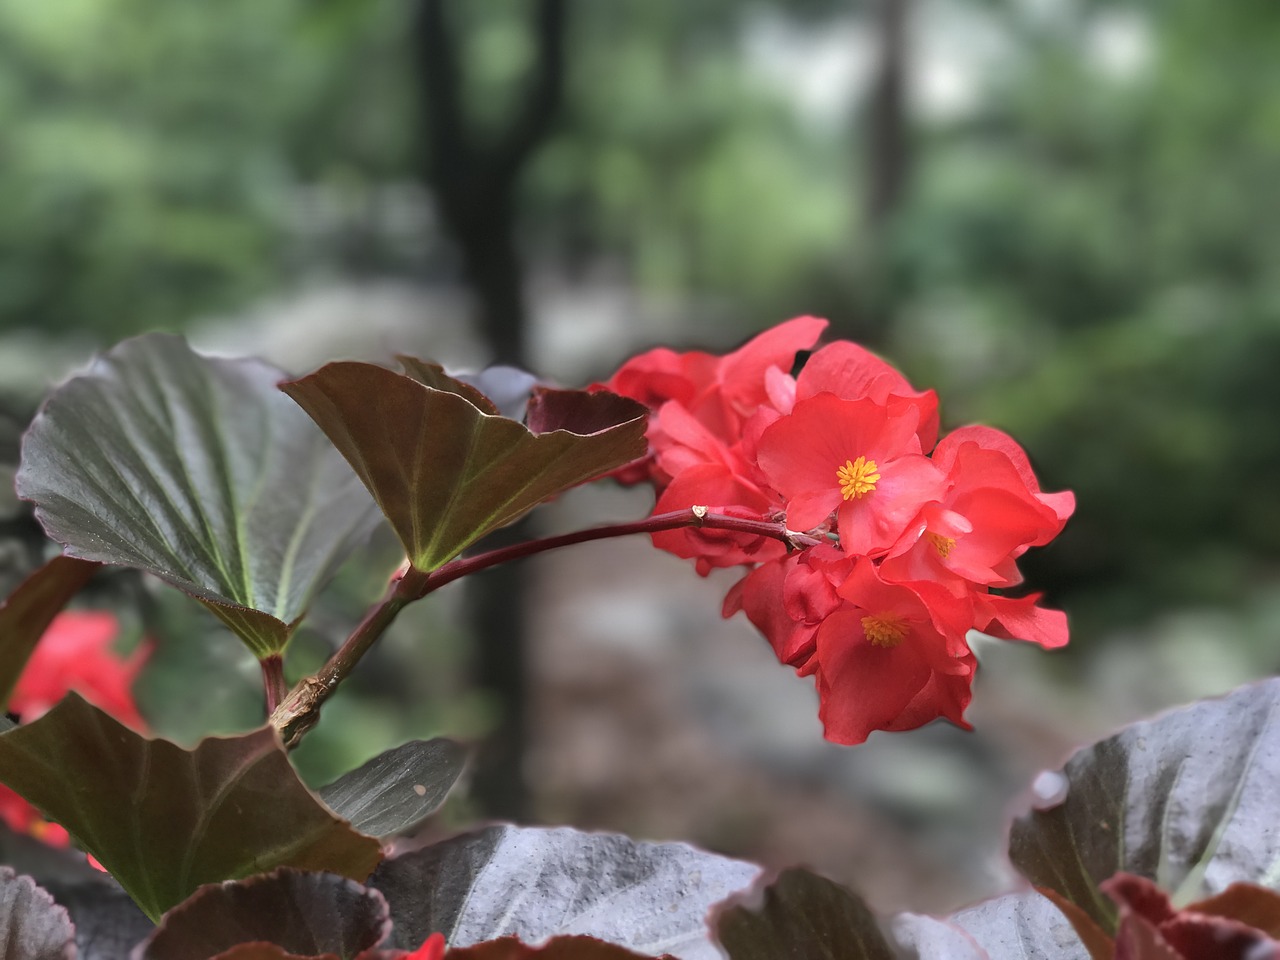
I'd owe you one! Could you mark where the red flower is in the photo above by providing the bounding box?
[756,394,944,556]
[794,340,940,452]
[606,318,1073,743]
[602,316,826,489]
[9,611,147,729]
[1,611,148,848]
[881,434,1071,590]
[815,558,974,744]
[400,932,447,960]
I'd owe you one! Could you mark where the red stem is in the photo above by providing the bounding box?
[269,508,815,747]
[260,654,286,715]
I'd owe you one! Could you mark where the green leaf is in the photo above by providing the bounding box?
[713,868,898,960]
[135,869,390,960]
[0,694,383,922]
[318,738,467,839]
[1009,677,1280,936]
[281,362,647,572]
[370,824,758,958]
[0,867,76,960]
[0,555,100,708]
[16,333,383,657]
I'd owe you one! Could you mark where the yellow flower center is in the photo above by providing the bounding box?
[861,612,909,648]
[837,456,880,501]
[926,531,957,558]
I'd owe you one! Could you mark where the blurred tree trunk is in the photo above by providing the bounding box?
[412,0,567,819]
[856,0,912,339]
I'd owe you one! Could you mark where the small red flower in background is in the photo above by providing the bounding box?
[605,318,1074,745]
[1,610,148,847]
[400,931,446,959]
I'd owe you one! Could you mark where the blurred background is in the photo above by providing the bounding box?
[2,0,1279,914]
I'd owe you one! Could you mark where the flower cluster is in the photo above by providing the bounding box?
[603,317,1074,744]
[1,611,147,846]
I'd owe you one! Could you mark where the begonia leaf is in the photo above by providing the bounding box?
[0,555,99,708]
[712,868,897,960]
[0,867,76,960]
[39,880,153,960]
[894,889,1093,959]
[15,334,382,657]
[281,363,647,572]
[317,738,467,838]
[0,694,383,922]
[446,936,672,959]
[368,825,758,959]
[206,946,321,960]
[134,870,390,960]
[1009,677,1280,936]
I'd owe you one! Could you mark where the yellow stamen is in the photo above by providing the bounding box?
[926,531,956,558]
[837,456,880,501]
[861,612,909,648]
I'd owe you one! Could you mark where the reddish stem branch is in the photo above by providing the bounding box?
[260,655,287,715]
[269,508,815,748]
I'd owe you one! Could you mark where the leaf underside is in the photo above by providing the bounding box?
[0,867,76,960]
[1009,677,1280,934]
[369,824,758,960]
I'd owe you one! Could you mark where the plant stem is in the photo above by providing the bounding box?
[260,654,287,715]
[269,507,817,748]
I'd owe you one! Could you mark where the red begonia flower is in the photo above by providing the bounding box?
[814,558,974,744]
[601,316,826,485]
[795,340,940,452]
[756,394,944,555]
[9,611,148,729]
[932,425,1075,531]
[400,932,447,960]
[973,591,1069,649]
[881,441,1069,589]
[652,466,785,574]
[1,611,148,850]
[722,545,853,672]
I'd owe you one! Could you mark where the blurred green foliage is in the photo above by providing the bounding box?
[1,0,1277,698]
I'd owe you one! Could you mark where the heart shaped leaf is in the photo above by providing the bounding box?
[135,870,391,960]
[0,555,99,708]
[318,739,467,839]
[712,868,898,960]
[16,334,383,657]
[1008,677,1280,936]
[0,867,76,960]
[0,694,383,922]
[281,363,647,572]
[369,825,758,959]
